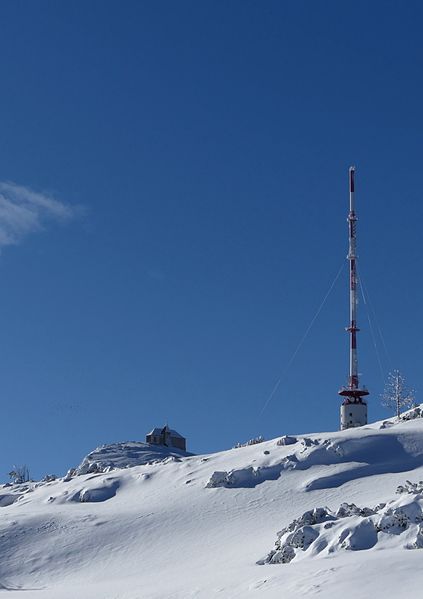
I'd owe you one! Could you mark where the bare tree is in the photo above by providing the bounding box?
[8,465,30,484]
[381,370,415,418]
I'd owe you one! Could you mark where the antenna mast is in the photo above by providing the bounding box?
[339,166,369,429]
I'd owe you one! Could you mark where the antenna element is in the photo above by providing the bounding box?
[338,166,369,429]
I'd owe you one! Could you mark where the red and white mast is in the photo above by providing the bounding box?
[339,166,369,429]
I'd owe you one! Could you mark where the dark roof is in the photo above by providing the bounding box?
[147,426,185,439]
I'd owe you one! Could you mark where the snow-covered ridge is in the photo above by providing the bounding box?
[2,411,423,598]
[377,403,423,428]
[75,440,192,475]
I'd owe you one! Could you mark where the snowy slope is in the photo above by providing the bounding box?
[75,441,192,474]
[2,414,423,598]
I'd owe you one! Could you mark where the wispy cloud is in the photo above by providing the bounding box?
[0,181,78,249]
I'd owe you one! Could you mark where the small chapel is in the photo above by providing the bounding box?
[146,425,187,451]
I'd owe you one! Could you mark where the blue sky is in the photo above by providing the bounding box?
[0,0,422,479]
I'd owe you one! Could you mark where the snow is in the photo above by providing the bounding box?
[261,494,423,564]
[75,440,191,474]
[2,412,423,597]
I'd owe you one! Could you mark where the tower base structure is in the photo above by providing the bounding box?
[340,400,367,430]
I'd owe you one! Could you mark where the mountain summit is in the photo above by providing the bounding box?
[1,409,423,598]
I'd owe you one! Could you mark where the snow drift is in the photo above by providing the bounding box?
[76,440,191,474]
[260,491,423,565]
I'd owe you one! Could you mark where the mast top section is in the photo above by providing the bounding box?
[349,165,355,213]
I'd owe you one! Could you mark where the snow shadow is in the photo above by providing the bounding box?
[304,436,423,491]
[70,479,121,503]
[0,494,22,508]
[261,494,423,564]
[206,465,283,489]
[0,583,41,591]
[207,434,423,491]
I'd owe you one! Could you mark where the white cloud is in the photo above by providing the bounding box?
[0,181,78,248]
